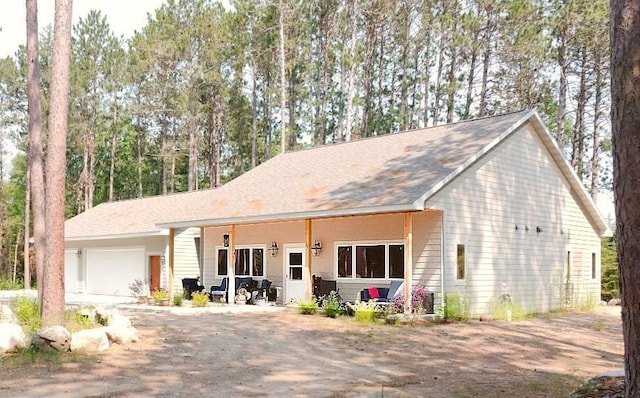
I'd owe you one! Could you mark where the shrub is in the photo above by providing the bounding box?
[322,291,340,318]
[297,298,318,315]
[0,279,24,290]
[394,284,433,314]
[12,297,40,333]
[191,291,209,307]
[353,301,377,323]
[152,289,169,302]
[489,294,528,321]
[443,292,469,322]
[172,295,183,306]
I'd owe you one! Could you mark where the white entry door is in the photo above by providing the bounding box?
[284,247,306,302]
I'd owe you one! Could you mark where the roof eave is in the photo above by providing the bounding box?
[157,203,424,229]
[65,229,170,242]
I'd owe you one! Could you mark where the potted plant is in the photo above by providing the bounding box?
[152,289,170,306]
[129,278,149,303]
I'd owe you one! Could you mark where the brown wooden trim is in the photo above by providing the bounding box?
[228,224,236,304]
[305,219,312,300]
[403,213,413,313]
[169,228,175,298]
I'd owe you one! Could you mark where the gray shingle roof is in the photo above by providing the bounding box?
[157,110,533,226]
[65,109,609,239]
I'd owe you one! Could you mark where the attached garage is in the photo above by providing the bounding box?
[64,249,81,293]
[85,247,146,296]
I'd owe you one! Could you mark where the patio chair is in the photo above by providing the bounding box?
[182,277,205,299]
[210,277,229,302]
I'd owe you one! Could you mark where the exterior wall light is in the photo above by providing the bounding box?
[223,234,229,247]
[269,241,279,257]
[311,240,322,256]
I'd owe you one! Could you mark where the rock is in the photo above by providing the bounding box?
[34,326,71,352]
[105,325,139,345]
[0,305,18,323]
[71,328,110,352]
[0,323,26,353]
[608,298,621,306]
[95,308,132,328]
[77,306,96,321]
[479,314,493,322]
[600,300,608,306]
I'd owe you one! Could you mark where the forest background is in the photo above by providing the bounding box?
[0,0,617,294]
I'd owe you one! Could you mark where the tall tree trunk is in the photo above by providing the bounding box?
[26,0,46,302]
[251,60,258,167]
[188,119,197,191]
[556,13,568,147]
[278,0,287,154]
[42,0,73,327]
[571,48,588,178]
[478,28,492,116]
[136,124,143,198]
[611,0,640,395]
[432,32,445,126]
[108,94,118,201]
[463,30,480,119]
[344,0,359,142]
[24,165,31,289]
[590,51,603,202]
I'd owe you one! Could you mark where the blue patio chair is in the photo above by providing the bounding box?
[210,277,229,302]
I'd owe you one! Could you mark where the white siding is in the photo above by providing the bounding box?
[426,123,601,315]
[172,227,202,295]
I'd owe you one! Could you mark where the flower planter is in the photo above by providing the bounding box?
[158,298,170,306]
[147,297,155,305]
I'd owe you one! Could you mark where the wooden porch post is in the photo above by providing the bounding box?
[404,213,413,313]
[169,228,175,298]
[305,219,313,300]
[228,224,236,304]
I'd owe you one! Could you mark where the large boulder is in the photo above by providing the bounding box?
[95,308,132,328]
[0,323,26,353]
[33,325,71,352]
[0,305,18,323]
[71,328,110,352]
[608,298,621,306]
[105,325,139,345]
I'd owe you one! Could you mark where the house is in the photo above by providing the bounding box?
[64,109,609,315]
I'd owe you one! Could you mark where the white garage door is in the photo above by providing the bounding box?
[86,248,146,296]
[64,250,81,293]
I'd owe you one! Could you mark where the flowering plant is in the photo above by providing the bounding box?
[394,284,433,314]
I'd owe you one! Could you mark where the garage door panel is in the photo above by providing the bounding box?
[64,250,80,293]
[86,248,145,296]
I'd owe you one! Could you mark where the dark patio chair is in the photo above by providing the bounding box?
[210,277,229,302]
[182,277,204,299]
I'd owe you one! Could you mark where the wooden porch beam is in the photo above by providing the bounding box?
[305,219,313,300]
[404,213,413,313]
[169,228,175,298]
[228,224,236,304]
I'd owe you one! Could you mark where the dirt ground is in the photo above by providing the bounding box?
[0,306,623,398]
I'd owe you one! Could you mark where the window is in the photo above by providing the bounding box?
[216,247,265,277]
[217,248,228,276]
[337,243,404,279]
[456,244,465,280]
[591,252,597,280]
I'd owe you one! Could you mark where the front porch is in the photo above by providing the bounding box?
[170,210,443,311]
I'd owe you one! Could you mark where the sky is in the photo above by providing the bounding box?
[0,0,166,58]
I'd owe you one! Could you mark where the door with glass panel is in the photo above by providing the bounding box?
[284,247,305,301]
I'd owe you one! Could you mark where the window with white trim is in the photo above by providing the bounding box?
[337,243,404,279]
[216,246,265,277]
[456,244,466,280]
[591,252,597,280]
